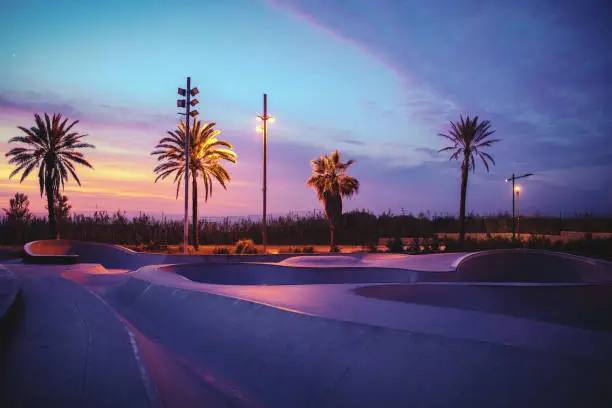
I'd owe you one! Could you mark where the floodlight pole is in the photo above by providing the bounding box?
[262,93,268,252]
[256,94,273,252]
[184,77,191,255]
[177,77,198,254]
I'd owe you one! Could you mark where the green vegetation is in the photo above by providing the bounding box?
[5,113,95,238]
[234,239,258,254]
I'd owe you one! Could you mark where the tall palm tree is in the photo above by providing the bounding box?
[438,115,499,245]
[5,113,95,238]
[152,120,237,250]
[307,150,359,251]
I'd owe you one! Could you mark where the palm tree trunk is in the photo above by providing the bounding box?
[459,159,469,246]
[192,174,199,250]
[329,224,335,252]
[45,180,57,239]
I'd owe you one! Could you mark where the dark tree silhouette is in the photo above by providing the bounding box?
[5,113,94,238]
[438,115,499,245]
[307,150,359,251]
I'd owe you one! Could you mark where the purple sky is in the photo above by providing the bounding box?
[1,0,611,218]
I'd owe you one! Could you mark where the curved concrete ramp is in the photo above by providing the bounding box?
[24,240,308,270]
[456,249,612,283]
[106,274,612,407]
[165,262,454,285]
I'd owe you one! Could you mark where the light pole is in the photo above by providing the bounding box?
[515,185,521,241]
[177,77,199,254]
[256,93,275,253]
[505,172,533,240]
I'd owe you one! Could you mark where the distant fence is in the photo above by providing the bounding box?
[378,231,612,246]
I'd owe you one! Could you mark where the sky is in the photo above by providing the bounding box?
[1,0,611,218]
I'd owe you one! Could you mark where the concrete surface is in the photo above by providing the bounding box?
[0,264,154,408]
[166,262,455,285]
[105,271,612,407]
[3,241,612,407]
[0,265,20,323]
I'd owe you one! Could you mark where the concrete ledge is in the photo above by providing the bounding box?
[0,265,21,322]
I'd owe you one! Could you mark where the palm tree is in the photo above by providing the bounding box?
[307,150,359,251]
[438,115,499,245]
[5,113,95,238]
[152,120,237,250]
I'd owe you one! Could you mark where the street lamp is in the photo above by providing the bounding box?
[256,93,274,253]
[177,77,199,254]
[514,185,521,240]
[505,172,533,240]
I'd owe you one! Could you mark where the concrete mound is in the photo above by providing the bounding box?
[456,249,612,283]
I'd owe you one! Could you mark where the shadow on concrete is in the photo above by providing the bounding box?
[353,283,612,331]
[167,262,454,285]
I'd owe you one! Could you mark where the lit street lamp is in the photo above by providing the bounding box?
[515,185,521,240]
[505,172,533,240]
[177,77,199,254]
[256,93,274,252]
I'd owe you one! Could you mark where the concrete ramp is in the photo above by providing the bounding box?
[106,273,612,408]
[24,240,308,269]
[456,249,612,283]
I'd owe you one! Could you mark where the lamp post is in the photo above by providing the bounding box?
[505,172,533,240]
[515,185,521,241]
[177,77,199,255]
[256,93,275,253]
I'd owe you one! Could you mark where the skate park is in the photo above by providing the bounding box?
[1,240,612,407]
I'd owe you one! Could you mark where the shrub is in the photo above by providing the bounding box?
[213,247,230,255]
[144,240,167,252]
[366,242,379,253]
[234,239,258,254]
[386,237,405,253]
[330,245,340,253]
[286,246,302,253]
[301,246,315,253]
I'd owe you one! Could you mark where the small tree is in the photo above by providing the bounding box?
[3,192,32,243]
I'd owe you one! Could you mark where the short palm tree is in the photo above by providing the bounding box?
[152,120,237,250]
[438,115,499,245]
[307,150,359,251]
[5,113,95,238]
